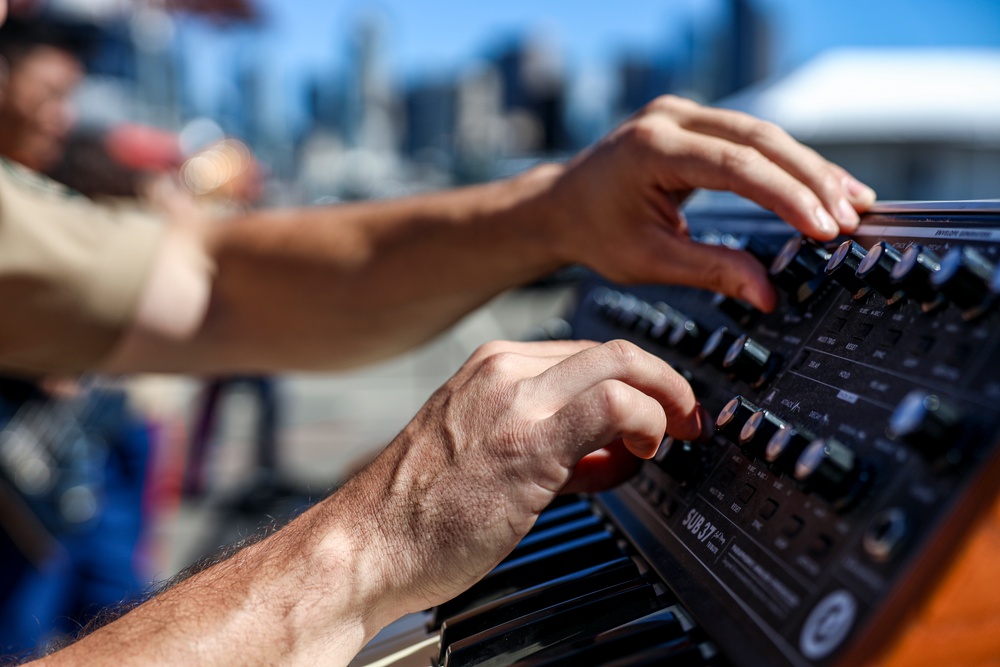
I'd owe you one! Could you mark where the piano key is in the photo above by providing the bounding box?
[513,610,690,667]
[443,580,662,667]
[432,531,622,628]
[503,514,604,561]
[600,642,708,667]
[438,557,641,660]
[528,499,594,532]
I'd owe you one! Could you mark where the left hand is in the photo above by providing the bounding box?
[543,95,877,312]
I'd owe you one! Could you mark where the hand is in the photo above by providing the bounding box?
[546,95,877,312]
[329,339,707,621]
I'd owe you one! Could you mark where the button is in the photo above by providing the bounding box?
[857,240,905,304]
[713,293,757,327]
[765,425,814,474]
[769,235,832,304]
[718,469,737,489]
[667,318,710,357]
[781,515,804,537]
[794,438,865,509]
[891,244,946,312]
[852,324,873,340]
[739,410,786,459]
[737,484,756,504]
[699,326,740,368]
[825,240,871,299]
[722,335,781,388]
[828,318,847,333]
[886,391,964,466]
[863,508,908,562]
[807,534,833,559]
[759,499,779,519]
[931,246,994,317]
[716,395,759,443]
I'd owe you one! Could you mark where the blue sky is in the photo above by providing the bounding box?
[180,0,1000,133]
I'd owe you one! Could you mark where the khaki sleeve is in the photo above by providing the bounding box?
[0,159,165,376]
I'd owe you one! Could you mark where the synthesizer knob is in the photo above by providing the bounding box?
[647,303,682,344]
[739,410,786,460]
[698,326,740,368]
[667,318,710,357]
[825,240,871,299]
[794,438,864,508]
[716,395,759,444]
[863,508,909,562]
[930,246,994,317]
[890,244,946,312]
[722,335,781,388]
[769,235,831,304]
[765,424,814,473]
[656,437,704,486]
[886,391,964,466]
[739,234,780,268]
[856,241,905,305]
[712,293,757,327]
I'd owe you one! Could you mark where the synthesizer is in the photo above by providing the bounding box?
[350,201,1000,667]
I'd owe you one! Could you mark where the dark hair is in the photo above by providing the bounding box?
[0,16,94,68]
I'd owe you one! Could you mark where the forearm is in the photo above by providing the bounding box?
[31,490,396,667]
[104,163,568,375]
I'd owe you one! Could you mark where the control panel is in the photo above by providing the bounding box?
[571,202,1000,667]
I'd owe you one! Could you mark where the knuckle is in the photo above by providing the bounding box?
[602,339,640,369]
[596,380,633,422]
[746,119,785,146]
[720,144,761,176]
[478,351,518,379]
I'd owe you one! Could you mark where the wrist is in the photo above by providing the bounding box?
[499,161,574,272]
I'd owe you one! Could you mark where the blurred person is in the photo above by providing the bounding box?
[0,15,83,172]
[0,15,159,656]
[0,2,882,665]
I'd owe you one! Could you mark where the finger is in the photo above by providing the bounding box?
[450,339,600,386]
[644,235,777,312]
[537,379,668,468]
[560,440,642,494]
[532,340,702,441]
[672,105,875,230]
[654,128,843,240]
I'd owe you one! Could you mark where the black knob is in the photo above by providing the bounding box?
[739,410,786,459]
[698,326,740,368]
[863,508,909,563]
[657,437,704,486]
[739,234,780,268]
[716,395,759,444]
[930,246,994,317]
[647,303,682,345]
[825,240,871,299]
[886,391,964,466]
[857,241,905,305]
[722,335,781,388]
[794,438,864,508]
[667,318,710,357]
[765,425,814,473]
[591,286,617,316]
[712,293,757,327]
[890,244,946,312]
[769,235,831,304]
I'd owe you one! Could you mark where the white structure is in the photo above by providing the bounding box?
[723,48,1000,200]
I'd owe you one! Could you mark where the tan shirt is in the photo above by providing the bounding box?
[0,158,163,376]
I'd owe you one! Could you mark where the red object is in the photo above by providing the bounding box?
[104,123,182,172]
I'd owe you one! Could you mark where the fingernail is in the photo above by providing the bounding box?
[836,197,860,229]
[843,176,877,206]
[814,206,838,236]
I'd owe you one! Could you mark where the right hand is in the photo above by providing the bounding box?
[325,338,708,625]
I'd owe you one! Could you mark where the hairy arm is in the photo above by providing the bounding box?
[33,338,711,667]
[100,96,875,376]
